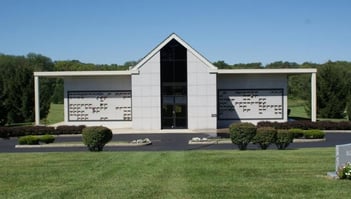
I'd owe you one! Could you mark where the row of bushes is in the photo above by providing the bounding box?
[18,134,55,145]
[257,120,351,130]
[0,125,86,139]
[229,123,324,150]
[290,128,325,139]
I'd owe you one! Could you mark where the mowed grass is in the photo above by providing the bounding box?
[288,98,348,121]
[43,103,64,125]
[0,148,350,199]
[288,98,309,119]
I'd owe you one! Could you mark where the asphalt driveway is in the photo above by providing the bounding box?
[1,132,351,153]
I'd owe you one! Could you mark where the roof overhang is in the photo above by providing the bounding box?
[34,70,133,78]
[34,68,317,78]
[217,68,317,74]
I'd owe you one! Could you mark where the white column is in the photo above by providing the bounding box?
[34,76,40,125]
[311,72,317,122]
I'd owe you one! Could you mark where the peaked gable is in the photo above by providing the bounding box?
[130,33,217,72]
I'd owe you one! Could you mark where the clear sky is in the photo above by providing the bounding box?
[1,0,350,65]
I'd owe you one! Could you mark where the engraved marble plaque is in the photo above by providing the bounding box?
[68,90,131,121]
[218,89,284,120]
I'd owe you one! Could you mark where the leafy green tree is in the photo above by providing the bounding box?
[213,60,230,69]
[317,62,348,118]
[51,79,64,104]
[232,62,263,69]
[288,74,310,100]
[266,61,299,68]
[0,53,54,125]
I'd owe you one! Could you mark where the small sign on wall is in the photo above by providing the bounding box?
[218,89,284,120]
[68,90,132,121]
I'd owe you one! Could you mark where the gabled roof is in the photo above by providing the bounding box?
[130,33,218,72]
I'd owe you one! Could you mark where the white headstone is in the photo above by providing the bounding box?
[336,143,351,171]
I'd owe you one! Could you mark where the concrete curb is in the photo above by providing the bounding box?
[323,130,351,133]
[293,138,326,143]
[189,138,326,145]
[15,142,152,148]
[188,140,232,145]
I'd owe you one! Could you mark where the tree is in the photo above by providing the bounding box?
[317,62,348,118]
[0,53,54,125]
[51,79,64,104]
[213,60,230,69]
[266,61,299,68]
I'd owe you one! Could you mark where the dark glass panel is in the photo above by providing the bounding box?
[160,39,188,129]
[175,105,187,117]
[162,119,174,128]
[175,119,187,127]
[162,105,173,117]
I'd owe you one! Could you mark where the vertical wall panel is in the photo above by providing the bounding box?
[131,52,161,130]
[187,51,217,129]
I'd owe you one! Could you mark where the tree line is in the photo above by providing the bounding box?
[0,53,350,126]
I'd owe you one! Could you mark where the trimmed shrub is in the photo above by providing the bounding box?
[289,128,304,138]
[253,127,277,150]
[303,129,325,139]
[0,126,55,137]
[55,125,86,135]
[229,122,256,150]
[82,126,113,152]
[0,127,10,139]
[39,134,55,144]
[275,129,294,150]
[257,121,351,130]
[18,135,40,145]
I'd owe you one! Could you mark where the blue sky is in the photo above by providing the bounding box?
[1,0,350,65]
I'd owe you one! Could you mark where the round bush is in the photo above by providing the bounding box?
[82,126,113,151]
[303,129,325,139]
[229,122,256,150]
[18,135,40,145]
[275,129,294,150]
[39,134,55,144]
[288,128,304,138]
[253,127,277,150]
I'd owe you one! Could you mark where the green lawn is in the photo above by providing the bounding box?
[0,149,350,198]
[42,103,64,125]
[288,98,349,121]
[288,98,309,119]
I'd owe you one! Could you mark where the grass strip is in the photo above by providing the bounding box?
[0,148,350,198]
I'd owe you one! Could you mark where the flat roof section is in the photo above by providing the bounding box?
[217,68,317,74]
[34,70,133,78]
[34,68,317,78]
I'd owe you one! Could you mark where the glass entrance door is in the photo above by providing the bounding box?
[160,39,187,129]
[162,86,188,129]
[162,95,187,128]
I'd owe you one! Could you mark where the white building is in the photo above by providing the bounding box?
[34,33,317,130]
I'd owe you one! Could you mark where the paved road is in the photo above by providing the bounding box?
[1,132,351,153]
